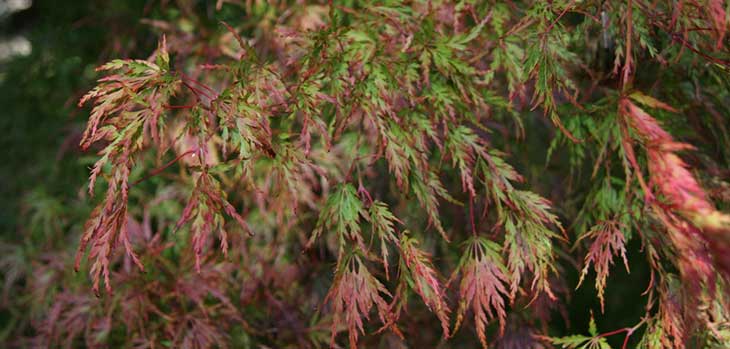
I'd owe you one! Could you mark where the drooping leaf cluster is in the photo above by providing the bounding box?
[4,1,730,348]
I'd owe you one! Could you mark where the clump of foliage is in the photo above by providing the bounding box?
[4,0,730,348]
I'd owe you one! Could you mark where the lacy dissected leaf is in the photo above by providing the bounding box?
[621,99,716,215]
[79,38,175,154]
[524,3,579,117]
[383,120,426,189]
[475,148,563,299]
[478,150,522,212]
[175,171,253,272]
[217,63,286,159]
[410,170,454,241]
[74,39,178,294]
[53,1,730,348]
[453,237,510,348]
[254,144,329,217]
[397,233,450,337]
[445,125,486,197]
[621,98,730,274]
[502,190,562,299]
[577,221,630,312]
[654,277,687,349]
[309,183,367,259]
[324,255,391,349]
[75,161,143,296]
[366,200,400,279]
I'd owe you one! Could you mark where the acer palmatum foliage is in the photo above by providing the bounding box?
[4,0,730,348]
[396,233,450,337]
[577,220,630,312]
[324,254,391,349]
[452,237,510,348]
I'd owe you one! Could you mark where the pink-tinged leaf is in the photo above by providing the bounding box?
[76,165,144,295]
[709,0,727,49]
[88,157,106,196]
[445,126,485,197]
[324,255,391,349]
[576,221,629,312]
[75,37,180,294]
[621,99,672,143]
[398,234,450,337]
[175,173,253,271]
[647,150,713,214]
[502,190,562,300]
[175,191,199,232]
[75,205,103,273]
[119,210,144,273]
[218,226,229,258]
[621,98,722,214]
[221,199,254,237]
[452,237,509,348]
[623,97,730,279]
[622,99,730,225]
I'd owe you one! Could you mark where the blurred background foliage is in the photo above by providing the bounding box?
[0,0,156,233]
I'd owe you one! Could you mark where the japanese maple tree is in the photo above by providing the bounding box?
[4,1,730,348]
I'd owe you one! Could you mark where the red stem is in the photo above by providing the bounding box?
[131,149,196,186]
[622,332,631,349]
[180,73,218,95]
[596,327,633,349]
[165,103,197,110]
[596,327,630,339]
[182,80,214,101]
[596,318,646,349]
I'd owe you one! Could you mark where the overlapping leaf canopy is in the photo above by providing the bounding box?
[4,1,730,348]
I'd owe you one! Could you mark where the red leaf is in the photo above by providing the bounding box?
[453,238,509,348]
[398,234,451,337]
[577,221,629,312]
[324,256,391,349]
